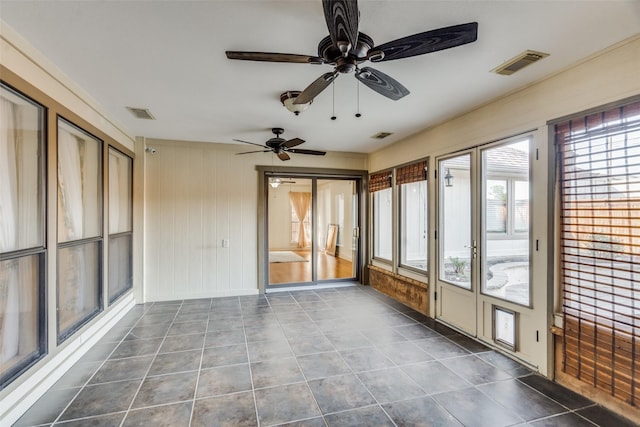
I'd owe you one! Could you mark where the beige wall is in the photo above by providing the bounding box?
[367,35,640,378]
[370,35,640,171]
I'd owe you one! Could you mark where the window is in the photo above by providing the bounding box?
[556,99,640,406]
[108,148,133,303]
[485,178,529,235]
[0,83,46,388]
[370,171,392,261]
[398,160,428,272]
[481,140,530,306]
[57,118,103,342]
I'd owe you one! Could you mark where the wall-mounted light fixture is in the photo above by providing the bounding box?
[444,168,453,187]
[145,146,157,154]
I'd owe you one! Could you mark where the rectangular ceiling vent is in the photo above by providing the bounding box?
[126,107,156,120]
[372,131,393,139]
[492,50,549,76]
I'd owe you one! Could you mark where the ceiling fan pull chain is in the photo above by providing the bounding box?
[331,80,337,120]
[355,79,362,118]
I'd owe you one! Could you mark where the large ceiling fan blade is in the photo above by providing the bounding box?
[355,67,409,101]
[226,51,324,64]
[236,150,272,155]
[233,138,269,149]
[294,71,339,105]
[373,22,478,62]
[283,138,305,149]
[322,0,359,56]
[277,152,291,161]
[287,148,327,156]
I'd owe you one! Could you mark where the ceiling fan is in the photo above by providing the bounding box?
[235,127,326,161]
[226,0,478,104]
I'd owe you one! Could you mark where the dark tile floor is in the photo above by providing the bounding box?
[14,286,637,427]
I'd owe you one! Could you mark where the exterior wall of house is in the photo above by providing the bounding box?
[141,138,367,302]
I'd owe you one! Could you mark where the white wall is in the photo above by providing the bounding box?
[143,139,367,301]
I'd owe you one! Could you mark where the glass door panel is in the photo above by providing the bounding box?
[481,140,531,306]
[439,155,473,289]
[317,179,357,281]
[268,178,312,285]
[436,153,477,335]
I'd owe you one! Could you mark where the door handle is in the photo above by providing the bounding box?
[464,241,477,258]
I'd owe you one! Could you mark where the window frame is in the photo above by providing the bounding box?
[108,147,133,304]
[0,82,48,389]
[397,159,429,275]
[369,169,395,265]
[56,116,104,344]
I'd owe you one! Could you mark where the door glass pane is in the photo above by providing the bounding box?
[482,140,530,306]
[373,187,392,260]
[400,180,428,271]
[439,155,471,289]
[317,179,356,280]
[268,178,312,285]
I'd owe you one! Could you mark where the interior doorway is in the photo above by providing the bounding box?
[261,170,364,289]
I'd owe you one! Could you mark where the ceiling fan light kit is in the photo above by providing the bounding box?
[226,0,478,107]
[280,91,312,115]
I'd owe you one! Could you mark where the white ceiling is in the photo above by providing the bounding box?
[2,1,639,154]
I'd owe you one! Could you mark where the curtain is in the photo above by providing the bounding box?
[0,97,20,363]
[290,192,311,248]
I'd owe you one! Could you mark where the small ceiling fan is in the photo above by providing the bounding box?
[226,0,478,104]
[234,127,326,161]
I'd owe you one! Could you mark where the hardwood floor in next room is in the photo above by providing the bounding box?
[269,250,353,285]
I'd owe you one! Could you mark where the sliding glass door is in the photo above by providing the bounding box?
[267,176,359,288]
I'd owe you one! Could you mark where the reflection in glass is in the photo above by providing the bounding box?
[0,256,41,382]
[1,83,46,386]
[58,242,101,338]
[58,119,102,242]
[482,140,530,306]
[109,149,132,234]
[439,155,471,289]
[400,181,428,271]
[373,187,392,260]
[109,234,133,302]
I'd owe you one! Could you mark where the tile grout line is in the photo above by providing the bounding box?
[116,301,182,427]
[187,297,214,427]
[47,304,151,426]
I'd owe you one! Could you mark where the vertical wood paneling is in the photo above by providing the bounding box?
[143,140,365,301]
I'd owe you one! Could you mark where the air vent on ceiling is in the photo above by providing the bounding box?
[492,50,549,76]
[126,107,156,120]
[372,132,393,139]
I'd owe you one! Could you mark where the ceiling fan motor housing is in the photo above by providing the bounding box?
[318,32,375,73]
